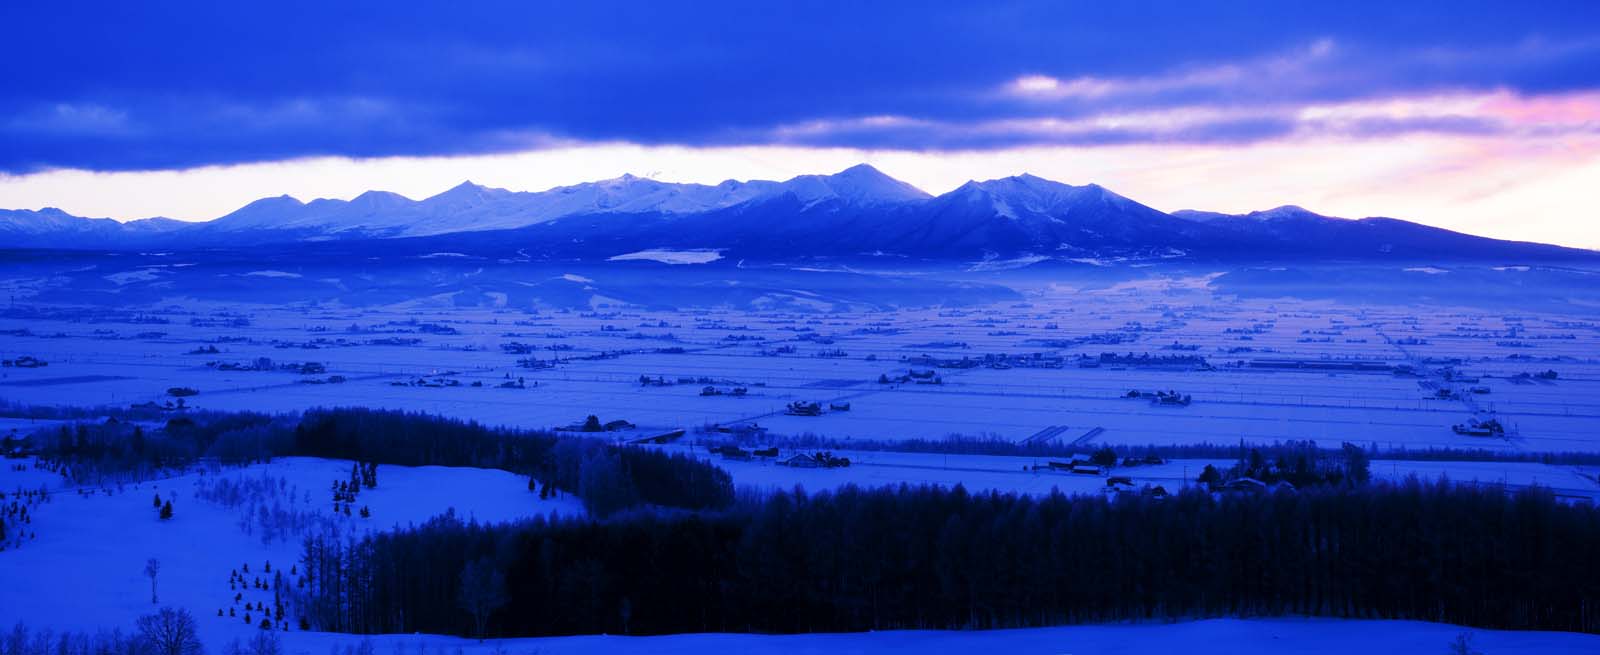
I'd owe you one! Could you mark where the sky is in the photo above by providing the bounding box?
[2,1,1598,247]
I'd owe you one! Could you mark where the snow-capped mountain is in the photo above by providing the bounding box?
[189,165,929,240]
[0,207,190,248]
[1,166,1593,263]
[777,163,932,207]
[896,174,1201,255]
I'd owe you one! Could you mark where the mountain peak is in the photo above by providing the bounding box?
[1248,205,1333,221]
[352,189,412,203]
[835,163,890,178]
[233,194,305,212]
[426,180,510,206]
[205,194,309,230]
[591,173,663,188]
[779,164,930,205]
[965,173,1104,199]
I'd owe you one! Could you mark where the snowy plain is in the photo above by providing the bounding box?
[2,279,1596,456]
[3,271,1600,651]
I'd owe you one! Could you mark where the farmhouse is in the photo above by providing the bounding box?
[785,401,823,416]
[780,453,820,468]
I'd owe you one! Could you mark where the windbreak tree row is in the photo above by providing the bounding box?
[299,479,1600,637]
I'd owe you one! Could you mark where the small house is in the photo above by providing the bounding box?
[1221,477,1267,493]
[780,453,821,468]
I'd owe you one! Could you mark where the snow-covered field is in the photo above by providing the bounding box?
[2,287,1596,454]
[3,279,1599,650]
[157,618,1600,654]
[0,457,580,643]
[664,443,1600,501]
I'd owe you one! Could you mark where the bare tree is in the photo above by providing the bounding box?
[457,557,508,641]
[144,558,161,604]
[137,607,204,655]
[246,631,280,655]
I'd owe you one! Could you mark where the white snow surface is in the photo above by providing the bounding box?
[608,249,725,264]
[0,457,580,642]
[310,619,1596,655]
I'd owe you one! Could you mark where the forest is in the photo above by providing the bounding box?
[298,478,1600,637]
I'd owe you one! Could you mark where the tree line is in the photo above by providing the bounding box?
[770,431,1600,466]
[297,478,1600,637]
[31,407,733,517]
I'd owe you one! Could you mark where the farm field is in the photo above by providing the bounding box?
[3,278,1597,455]
[666,443,1600,501]
[3,271,1599,650]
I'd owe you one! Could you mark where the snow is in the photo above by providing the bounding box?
[0,456,1594,653]
[607,249,725,265]
[300,619,1593,655]
[2,273,1599,650]
[103,269,166,285]
[0,444,1591,655]
[2,285,1597,455]
[778,164,931,207]
[0,457,581,642]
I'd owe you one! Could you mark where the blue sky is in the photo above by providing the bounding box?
[3,1,1599,246]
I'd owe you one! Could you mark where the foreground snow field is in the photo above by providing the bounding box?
[9,618,1590,655]
[3,452,1597,653]
[0,457,581,643]
[318,619,1600,654]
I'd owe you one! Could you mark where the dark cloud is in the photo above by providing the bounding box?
[2,0,1597,173]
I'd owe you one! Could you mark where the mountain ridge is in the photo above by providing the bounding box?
[1,165,1594,263]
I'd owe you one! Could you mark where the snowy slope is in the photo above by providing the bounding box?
[776,163,932,207]
[290,619,1597,655]
[886,174,1198,256]
[0,208,190,248]
[0,457,580,643]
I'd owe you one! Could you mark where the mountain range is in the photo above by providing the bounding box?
[2,164,1592,263]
